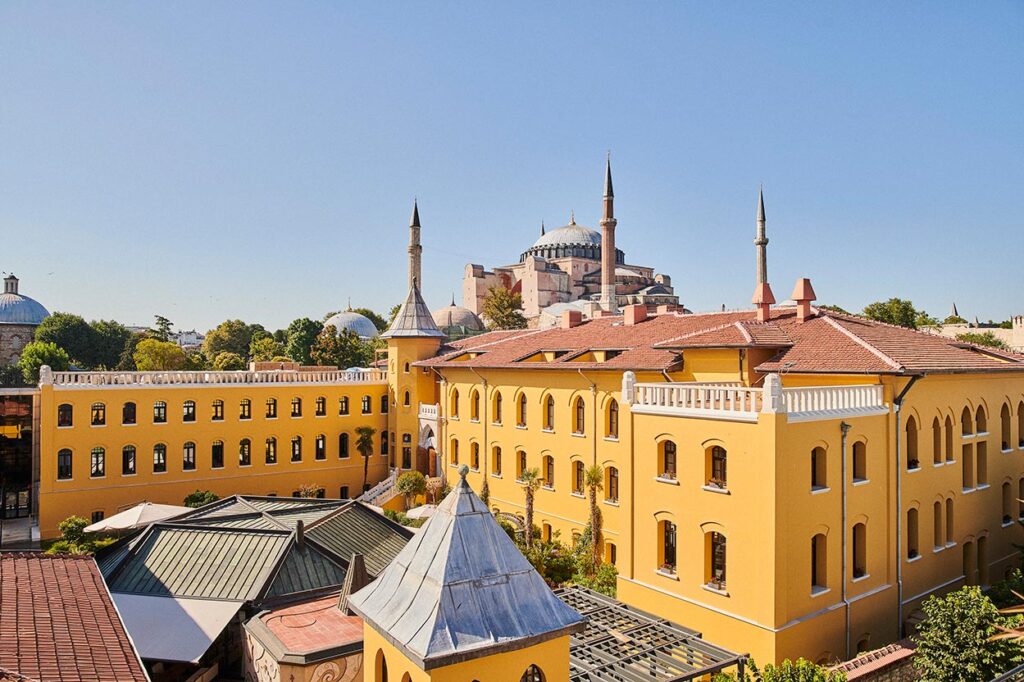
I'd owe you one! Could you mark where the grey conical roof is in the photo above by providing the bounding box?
[347,470,585,670]
[382,284,445,339]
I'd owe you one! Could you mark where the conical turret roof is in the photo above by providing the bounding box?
[382,283,445,339]
[347,468,585,670]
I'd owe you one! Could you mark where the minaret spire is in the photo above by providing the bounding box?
[540,220,545,236]
[408,199,422,291]
[599,154,618,313]
[755,186,768,285]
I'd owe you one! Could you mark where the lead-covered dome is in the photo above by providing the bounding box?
[432,300,485,332]
[521,217,624,264]
[531,222,602,249]
[0,275,49,326]
[323,311,379,339]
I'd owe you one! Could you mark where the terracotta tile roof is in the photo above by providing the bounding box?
[258,596,363,654]
[416,307,1024,376]
[0,553,148,682]
[830,639,917,679]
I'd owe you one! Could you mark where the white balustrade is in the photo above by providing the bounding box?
[418,402,440,421]
[47,368,387,388]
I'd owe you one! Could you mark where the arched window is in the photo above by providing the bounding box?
[1001,404,1012,450]
[470,390,480,421]
[183,442,196,470]
[852,523,867,578]
[380,431,389,456]
[520,665,544,682]
[403,391,410,407]
[852,441,867,482]
[1018,402,1024,448]
[1003,482,1013,524]
[154,401,167,423]
[606,467,619,503]
[90,448,105,477]
[57,403,73,427]
[291,397,302,417]
[57,449,73,480]
[240,398,252,420]
[315,396,326,416]
[945,415,954,462]
[811,533,827,590]
[660,520,677,573]
[573,397,585,435]
[315,434,326,460]
[183,400,196,422]
[945,498,954,543]
[375,650,388,682]
[450,389,460,418]
[450,439,459,466]
[403,361,410,373]
[266,398,277,419]
[338,396,349,415]
[706,532,727,589]
[961,406,973,436]
[932,417,942,465]
[402,434,412,469]
[291,436,302,462]
[361,395,371,414]
[265,437,277,464]
[518,393,527,427]
[905,416,919,470]
[211,441,224,469]
[976,405,987,434]
[543,455,554,488]
[212,399,224,421]
[517,451,527,480]
[573,461,585,494]
[239,439,251,466]
[493,391,503,423]
[339,433,350,458]
[933,501,943,549]
[607,399,619,439]
[907,508,919,559]
[471,442,480,470]
[660,441,677,480]
[121,444,136,475]
[707,446,727,489]
[380,394,389,414]
[811,446,827,490]
[91,402,106,426]
[493,446,502,476]
[153,444,167,472]
[122,402,137,425]
[544,396,555,430]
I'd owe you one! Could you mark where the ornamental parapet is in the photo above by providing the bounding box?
[40,366,387,388]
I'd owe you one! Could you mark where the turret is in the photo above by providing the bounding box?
[599,154,618,313]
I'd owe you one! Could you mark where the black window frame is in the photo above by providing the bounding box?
[153,401,167,424]
[90,447,105,478]
[122,445,136,476]
[91,402,106,426]
[183,442,196,470]
[183,400,196,423]
[122,402,136,425]
[57,404,73,427]
[212,400,224,421]
[211,441,224,469]
[153,444,167,473]
[57,449,73,480]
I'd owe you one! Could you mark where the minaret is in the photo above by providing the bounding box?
[408,199,422,291]
[751,188,776,322]
[599,155,618,313]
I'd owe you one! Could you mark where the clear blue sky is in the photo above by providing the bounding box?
[3,3,1022,332]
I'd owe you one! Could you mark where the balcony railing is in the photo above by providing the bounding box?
[418,402,440,421]
[42,367,387,388]
[628,375,888,423]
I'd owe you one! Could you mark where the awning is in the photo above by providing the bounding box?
[85,502,191,533]
[112,594,242,663]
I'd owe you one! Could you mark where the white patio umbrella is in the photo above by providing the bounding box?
[85,502,191,533]
[404,504,437,520]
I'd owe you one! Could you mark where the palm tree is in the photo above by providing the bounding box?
[585,464,604,574]
[355,425,377,493]
[520,468,542,549]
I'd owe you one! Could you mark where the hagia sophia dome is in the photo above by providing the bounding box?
[520,214,625,264]
[323,310,379,340]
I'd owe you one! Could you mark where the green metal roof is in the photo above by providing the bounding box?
[306,503,412,575]
[265,544,348,598]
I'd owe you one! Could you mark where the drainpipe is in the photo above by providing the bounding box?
[577,369,599,466]
[893,375,920,638]
[841,420,851,660]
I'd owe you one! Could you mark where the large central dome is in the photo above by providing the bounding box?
[530,222,602,249]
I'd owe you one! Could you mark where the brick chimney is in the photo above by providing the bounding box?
[561,309,583,329]
[791,278,817,322]
[751,283,776,322]
[623,304,647,326]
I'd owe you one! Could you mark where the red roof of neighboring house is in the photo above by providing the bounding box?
[0,553,148,682]
[416,307,1024,375]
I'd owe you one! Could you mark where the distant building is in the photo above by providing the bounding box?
[0,275,49,365]
[431,295,486,340]
[922,304,1024,352]
[323,310,380,340]
[170,329,205,349]
[462,159,678,324]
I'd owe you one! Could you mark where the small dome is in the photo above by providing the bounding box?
[0,276,49,326]
[323,311,379,339]
[531,222,602,249]
[432,302,485,331]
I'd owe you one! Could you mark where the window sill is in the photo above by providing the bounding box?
[211,466,225,470]
[121,472,137,477]
[183,469,197,473]
[153,422,167,426]
[240,417,252,421]
[542,428,555,434]
[977,483,991,490]
[1002,448,1014,454]
[239,464,252,468]
[183,420,196,425]
[945,540,957,549]
[851,573,870,584]
[811,486,830,495]
[604,436,620,443]
[543,485,555,492]
[90,475,106,480]
[977,431,990,437]
[491,473,502,479]
[122,423,137,427]
[962,434,975,440]
[469,419,480,424]
[315,414,326,419]
[907,554,922,563]
[91,424,106,428]
[57,478,72,483]
[933,545,945,554]
[492,421,502,427]
[571,432,586,438]
[570,492,585,499]
[852,479,869,486]
[702,485,730,495]
[449,416,459,421]
[655,569,678,581]
[963,487,977,494]
[702,584,729,597]
[655,476,679,485]
[1002,520,1014,528]
[603,499,619,507]
[907,466,921,473]
[153,471,167,475]
[515,424,527,430]
[266,417,277,421]
[810,586,830,597]
[58,425,72,430]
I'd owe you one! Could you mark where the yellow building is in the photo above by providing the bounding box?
[35,365,391,538]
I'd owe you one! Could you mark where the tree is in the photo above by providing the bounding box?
[33,312,97,366]
[862,298,927,329]
[296,483,323,498]
[0,365,26,387]
[202,320,262,359]
[311,326,374,368]
[355,425,377,493]
[183,490,220,508]
[956,331,1010,351]
[249,335,285,362]
[89,319,132,369]
[520,468,542,549]
[286,318,323,365]
[396,471,427,510]
[387,303,402,324]
[133,339,190,371]
[352,308,389,334]
[212,351,246,371]
[944,315,968,325]
[585,464,604,574]
[116,332,150,370]
[913,586,1023,681]
[817,304,849,315]
[153,315,173,341]
[480,477,490,508]
[18,341,70,383]
[57,515,89,545]
[712,658,845,682]
[482,287,527,330]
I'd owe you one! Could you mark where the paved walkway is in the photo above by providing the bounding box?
[0,517,38,550]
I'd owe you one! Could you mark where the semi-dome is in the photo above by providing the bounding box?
[323,311,379,340]
[432,299,485,332]
[0,276,49,326]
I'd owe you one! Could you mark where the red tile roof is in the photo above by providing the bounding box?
[0,553,148,682]
[259,596,363,654]
[417,307,1024,376]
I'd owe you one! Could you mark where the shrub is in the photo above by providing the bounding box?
[183,490,220,508]
[57,515,89,545]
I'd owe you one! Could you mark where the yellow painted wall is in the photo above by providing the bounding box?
[387,337,443,472]
[37,380,390,537]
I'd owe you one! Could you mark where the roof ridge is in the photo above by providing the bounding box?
[821,316,904,371]
[655,320,743,346]
[733,321,753,344]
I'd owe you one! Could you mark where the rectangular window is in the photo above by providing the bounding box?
[316,397,326,416]
[240,399,252,420]
[266,438,277,464]
[91,511,104,524]
[402,447,412,469]
[315,435,326,460]
[153,445,167,473]
[339,433,350,458]
[663,522,677,572]
[57,450,73,480]
[122,446,136,476]
[183,443,196,470]
[361,396,371,414]
[183,401,196,422]
[91,403,105,426]
[266,398,277,419]
[608,468,619,502]
[153,401,167,424]
[291,437,302,462]
[212,400,224,421]
[57,404,73,427]
[122,402,136,425]
[339,397,349,415]
[239,440,251,466]
[340,485,349,499]
[90,448,105,478]
[381,431,389,456]
[211,441,224,469]
[291,397,302,417]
